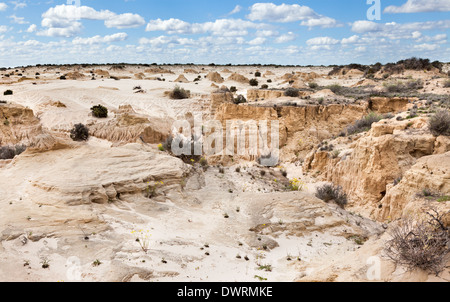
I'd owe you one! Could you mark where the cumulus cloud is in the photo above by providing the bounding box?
[413,43,440,51]
[0,25,9,33]
[26,24,37,33]
[247,3,339,28]
[72,33,128,45]
[146,18,267,36]
[306,36,340,46]
[385,0,450,13]
[39,4,145,37]
[228,5,242,15]
[0,2,7,11]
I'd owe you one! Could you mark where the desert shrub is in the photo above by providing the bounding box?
[249,79,259,87]
[261,84,269,89]
[429,110,450,136]
[3,90,13,96]
[230,86,237,93]
[308,83,318,89]
[199,157,208,168]
[327,84,343,94]
[345,112,384,136]
[444,80,450,88]
[284,88,299,97]
[90,105,108,118]
[59,75,66,80]
[267,79,272,83]
[169,85,190,99]
[234,95,247,104]
[384,210,449,275]
[255,71,261,77]
[315,184,348,208]
[386,80,423,93]
[70,123,89,141]
[0,144,26,160]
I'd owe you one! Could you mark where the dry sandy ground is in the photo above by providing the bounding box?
[0,65,449,282]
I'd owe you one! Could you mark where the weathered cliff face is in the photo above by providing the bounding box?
[369,97,410,114]
[214,103,368,161]
[247,89,285,101]
[89,105,172,145]
[375,152,450,222]
[303,117,450,220]
[0,103,44,146]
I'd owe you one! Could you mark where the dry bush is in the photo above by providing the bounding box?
[284,88,299,97]
[0,145,26,160]
[315,184,348,209]
[345,112,384,136]
[429,110,450,137]
[169,85,190,99]
[70,123,89,141]
[384,210,450,275]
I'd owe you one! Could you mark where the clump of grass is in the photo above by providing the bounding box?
[90,104,108,118]
[344,112,384,136]
[169,85,190,99]
[327,84,343,94]
[92,259,102,267]
[70,123,89,141]
[429,110,450,137]
[315,184,348,209]
[308,83,318,89]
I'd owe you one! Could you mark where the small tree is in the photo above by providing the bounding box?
[70,123,89,141]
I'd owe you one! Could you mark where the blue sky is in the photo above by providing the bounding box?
[0,0,449,67]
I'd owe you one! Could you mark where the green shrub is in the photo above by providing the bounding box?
[327,84,343,94]
[230,86,237,93]
[429,110,450,136]
[284,88,299,97]
[315,184,348,208]
[169,85,190,99]
[249,79,259,87]
[70,123,89,141]
[255,71,261,77]
[91,105,108,118]
[3,90,13,96]
[308,83,318,89]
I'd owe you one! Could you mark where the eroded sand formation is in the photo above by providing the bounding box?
[0,63,449,282]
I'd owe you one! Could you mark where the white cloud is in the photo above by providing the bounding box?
[275,32,296,43]
[26,24,37,33]
[0,25,9,33]
[9,14,28,24]
[247,3,339,28]
[104,13,146,29]
[72,33,128,45]
[248,37,266,45]
[341,35,360,44]
[306,36,340,46]
[385,0,450,13]
[0,2,7,11]
[39,4,145,37]
[228,5,242,15]
[146,18,267,36]
[351,20,382,33]
[414,43,439,51]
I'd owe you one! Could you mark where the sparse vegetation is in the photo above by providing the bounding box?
[169,85,190,99]
[443,80,450,88]
[308,82,318,89]
[234,94,247,104]
[255,71,261,77]
[249,79,259,87]
[0,144,26,160]
[315,184,348,208]
[90,104,108,118]
[70,123,89,141]
[344,112,384,136]
[284,88,299,97]
[3,90,13,96]
[428,110,450,136]
[384,210,449,275]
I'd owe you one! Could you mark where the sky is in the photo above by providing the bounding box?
[0,0,449,67]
